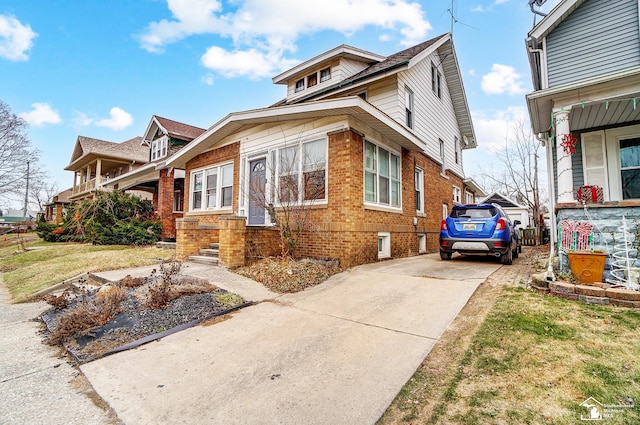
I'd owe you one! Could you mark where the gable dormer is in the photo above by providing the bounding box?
[272,45,385,102]
[142,115,206,163]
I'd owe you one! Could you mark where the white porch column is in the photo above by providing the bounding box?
[95,159,102,187]
[554,109,574,203]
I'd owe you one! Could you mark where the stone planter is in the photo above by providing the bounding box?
[567,250,608,285]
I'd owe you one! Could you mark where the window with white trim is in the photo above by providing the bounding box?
[320,67,331,82]
[190,162,233,211]
[454,136,459,164]
[432,62,442,98]
[275,139,327,204]
[378,232,390,259]
[620,137,640,199]
[465,190,474,204]
[151,137,168,161]
[295,78,305,92]
[364,140,401,208]
[439,138,446,173]
[415,167,424,213]
[453,186,461,203]
[405,86,414,129]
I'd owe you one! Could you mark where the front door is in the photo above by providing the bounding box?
[248,158,266,225]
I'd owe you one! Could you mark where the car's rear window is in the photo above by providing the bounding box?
[451,207,498,219]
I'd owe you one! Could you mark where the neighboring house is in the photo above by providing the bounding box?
[462,177,486,204]
[165,33,477,268]
[65,136,149,202]
[44,188,72,224]
[101,116,206,240]
[480,192,531,228]
[525,0,640,275]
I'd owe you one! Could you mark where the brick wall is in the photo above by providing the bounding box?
[249,129,464,268]
[178,131,464,269]
[157,169,176,240]
[175,218,219,260]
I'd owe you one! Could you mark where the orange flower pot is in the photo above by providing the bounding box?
[567,251,608,285]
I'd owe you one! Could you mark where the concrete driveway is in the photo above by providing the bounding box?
[81,253,501,425]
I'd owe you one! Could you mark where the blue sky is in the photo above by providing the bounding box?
[0,0,560,207]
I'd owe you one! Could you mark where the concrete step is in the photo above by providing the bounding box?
[187,255,219,265]
[199,248,219,257]
[209,243,219,249]
[156,241,177,249]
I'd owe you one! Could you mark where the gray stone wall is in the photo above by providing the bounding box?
[556,206,640,280]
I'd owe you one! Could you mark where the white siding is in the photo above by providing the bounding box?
[397,52,465,177]
[367,76,402,122]
[546,0,640,87]
[334,58,370,82]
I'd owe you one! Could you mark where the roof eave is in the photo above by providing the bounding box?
[166,97,427,169]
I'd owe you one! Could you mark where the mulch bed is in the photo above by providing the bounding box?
[40,269,247,364]
[235,256,341,293]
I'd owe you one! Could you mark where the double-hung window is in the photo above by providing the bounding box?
[190,162,233,211]
[364,140,401,208]
[415,167,424,213]
[405,87,414,129]
[275,139,327,204]
[453,186,461,203]
[431,62,442,98]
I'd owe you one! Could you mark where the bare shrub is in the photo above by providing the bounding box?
[118,275,146,288]
[47,286,126,345]
[42,291,70,310]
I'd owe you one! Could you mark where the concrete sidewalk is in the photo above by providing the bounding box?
[0,285,118,425]
[81,254,500,425]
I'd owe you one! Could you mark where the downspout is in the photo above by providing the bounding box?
[529,1,547,17]
[537,131,556,282]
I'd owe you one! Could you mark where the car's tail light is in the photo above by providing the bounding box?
[495,218,506,230]
[441,220,447,230]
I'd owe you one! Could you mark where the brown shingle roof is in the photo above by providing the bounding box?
[154,115,206,141]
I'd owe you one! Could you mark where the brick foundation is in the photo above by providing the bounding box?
[219,216,246,268]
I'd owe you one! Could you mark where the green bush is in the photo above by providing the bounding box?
[40,191,161,245]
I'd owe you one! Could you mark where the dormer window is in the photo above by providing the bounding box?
[307,73,318,87]
[294,67,331,95]
[151,137,168,161]
[320,67,331,82]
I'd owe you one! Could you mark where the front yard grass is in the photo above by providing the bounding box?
[1,236,174,303]
[379,286,640,424]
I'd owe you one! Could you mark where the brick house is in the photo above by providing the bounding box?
[166,33,478,268]
[43,188,72,224]
[525,0,640,281]
[101,115,206,240]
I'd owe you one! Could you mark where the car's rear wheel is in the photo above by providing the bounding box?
[513,242,519,259]
[500,247,513,265]
[440,250,452,260]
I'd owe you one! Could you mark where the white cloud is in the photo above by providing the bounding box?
[72,111,94,128]
[139,0,432,78]
[95,107,133,131]
[471,5,486,12]
[495,0,510,4]
[0,15,37,61]
[18,103,61,126]
[468,69,476,77]
[481,64,528,95]
[202,73,215,85]
[471,106,528,152]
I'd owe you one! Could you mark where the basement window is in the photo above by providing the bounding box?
[378,232,391,259]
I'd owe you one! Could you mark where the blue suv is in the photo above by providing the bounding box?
[439,203,521,265]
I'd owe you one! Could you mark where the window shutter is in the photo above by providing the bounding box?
[581,131,608,200]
